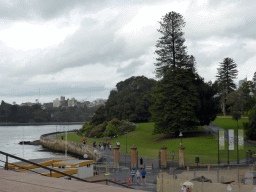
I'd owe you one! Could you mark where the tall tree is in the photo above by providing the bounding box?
[154,11,194,78]
[216,57,238,116]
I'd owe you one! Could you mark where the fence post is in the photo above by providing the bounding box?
[130,145,137,168]
[237,167,239,183]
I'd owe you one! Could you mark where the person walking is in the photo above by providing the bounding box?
[140,157,143,168]
[131,168,136,183]
[109,143,112,150]
[82,138,86,144]
[141,168,146,184]
[136,170,141,184]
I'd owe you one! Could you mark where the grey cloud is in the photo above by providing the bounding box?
[116,60,141,77]
[10,15,151,78]
[0,0,107,21]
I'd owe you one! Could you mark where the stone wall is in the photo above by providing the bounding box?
[40,132,102,161]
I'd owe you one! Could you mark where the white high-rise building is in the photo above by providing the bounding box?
[53,98,60,108]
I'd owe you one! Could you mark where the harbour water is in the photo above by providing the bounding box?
[0,124,83,167]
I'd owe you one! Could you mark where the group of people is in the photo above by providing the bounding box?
[84,139,113,150]
[131,168,146,184]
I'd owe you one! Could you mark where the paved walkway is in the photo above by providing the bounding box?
[0,169,145,192]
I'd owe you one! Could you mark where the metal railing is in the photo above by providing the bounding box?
[0,150,133,189]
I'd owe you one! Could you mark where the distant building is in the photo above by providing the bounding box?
[20,102,36,107]
[53,98,60,108]
[60,99,68,107]
[42,102,53,110]
[68,98,77,107]
[60,96,65,101]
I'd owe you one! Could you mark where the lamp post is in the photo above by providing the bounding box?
[125,132,128,153]
[179,131,183,146]
[125,132,127,167]
[64,126,67,159]
[94,149,97,172]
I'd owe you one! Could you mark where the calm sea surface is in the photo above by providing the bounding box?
[0,124,83,167]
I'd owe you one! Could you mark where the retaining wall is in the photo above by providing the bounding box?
[40,132,102,161]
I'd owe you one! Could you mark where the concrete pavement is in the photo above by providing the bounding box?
[0,169,145,192]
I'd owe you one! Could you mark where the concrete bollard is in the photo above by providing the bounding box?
[227,166,230,171]
[187,166,190,171]
[208,165,210,171]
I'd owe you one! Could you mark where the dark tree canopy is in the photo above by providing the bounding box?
[193,75,219,126]
[0,100,97,123]
[154,11,194,78]
[150,68,200,134]
[90,76,156,125]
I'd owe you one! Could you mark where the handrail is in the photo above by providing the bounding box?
[0,150,133,189]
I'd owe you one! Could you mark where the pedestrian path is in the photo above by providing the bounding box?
[0,169,145,192]
[207,123,256,147]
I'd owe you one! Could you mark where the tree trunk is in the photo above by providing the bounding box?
[221,100,226,116]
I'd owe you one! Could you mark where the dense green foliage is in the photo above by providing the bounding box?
[150,68,199,134]
[193,75,219,125]
[243,108,256,140]
[90,76,156,125]
[0,100,99,123]
[78,118,136,138]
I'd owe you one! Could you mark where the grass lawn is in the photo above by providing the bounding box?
[211,117,249,136]
[58,121,256,164]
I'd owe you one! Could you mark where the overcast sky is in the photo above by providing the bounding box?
[0,0,255,105]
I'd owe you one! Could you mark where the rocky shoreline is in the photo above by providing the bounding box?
[19,140,41,145]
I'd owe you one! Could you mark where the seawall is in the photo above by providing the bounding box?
[40,132,102,161]
[0,122,84,126]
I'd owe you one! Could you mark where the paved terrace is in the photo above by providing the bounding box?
[0,169,145,192]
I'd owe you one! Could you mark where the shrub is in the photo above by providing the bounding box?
[96,132,104,138]
[243,108,256,140]
[104,123,120,137]
[89,126,102,138]
[98,121,108,132]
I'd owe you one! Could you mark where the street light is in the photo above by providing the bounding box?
[179,131,183,146]
[94,149,97,173]
[125,132,127,168]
